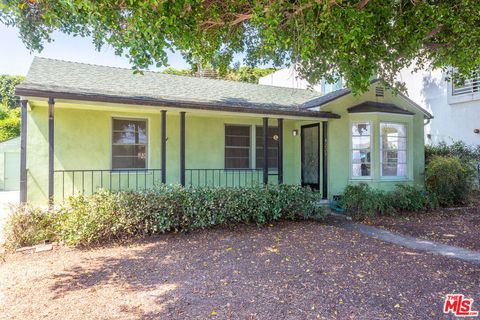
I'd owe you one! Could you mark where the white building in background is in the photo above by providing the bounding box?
[259,65,480,146]
[258,66,343,94]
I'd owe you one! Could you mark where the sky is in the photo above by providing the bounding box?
[0,23,191,76]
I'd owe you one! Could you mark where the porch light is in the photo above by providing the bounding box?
[273,134,279,141]
[292,129,299,136]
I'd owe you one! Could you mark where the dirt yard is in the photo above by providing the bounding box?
[1,221,478,319]
[367,193,480,251]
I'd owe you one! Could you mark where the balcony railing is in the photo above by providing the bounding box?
[185,168,278,187]
[54,169,162,200]
[452,77,480,96]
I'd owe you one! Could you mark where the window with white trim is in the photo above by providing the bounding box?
[380,123,407,177]
[452,72,480,96]
[112,119,147,169]
[351,122,371,177]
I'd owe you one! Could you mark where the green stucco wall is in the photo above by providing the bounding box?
[26,102,309,204]
[320,86,426,198]
[25,85,426,204]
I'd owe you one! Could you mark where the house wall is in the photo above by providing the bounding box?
[26,101,316,204]
[259,66,322,91]
[319,87,426,197]
[261,65,480,146]
[25,89,426,204]
[397,65,480,146]
[0,136,20,190]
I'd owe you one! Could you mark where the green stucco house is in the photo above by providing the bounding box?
[16,57,432,205]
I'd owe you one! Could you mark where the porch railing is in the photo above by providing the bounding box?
[54,169,162,200]
[54,168,279,201]
[185,168,278,187]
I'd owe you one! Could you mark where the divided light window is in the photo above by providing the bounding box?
[112,119,147,169]
[255,126,278,169]
[225,125,251,169]
[351,122,371,177]
[380,123,407,177]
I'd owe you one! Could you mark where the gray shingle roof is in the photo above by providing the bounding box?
[16,57,341,118]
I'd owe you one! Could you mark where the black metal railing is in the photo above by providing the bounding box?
[54,168,280,201]
[185,168,278,187]
[54,169,162,200]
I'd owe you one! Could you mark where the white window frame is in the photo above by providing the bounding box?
[447,69,480,104]
[350,121,373,179]
[379,122,408,179]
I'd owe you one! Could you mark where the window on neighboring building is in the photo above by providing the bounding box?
[351,122,371,177]
[225,125,251,169]
[452,72,480,96]
[380,123,407,177]
[321,77,343,94]
[112,118,147,169]
[255,126,278,169]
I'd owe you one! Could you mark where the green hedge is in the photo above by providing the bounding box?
[425,141,480,165]
[3,185,324,248]
[425,155,475,206]
[340,183,435,220]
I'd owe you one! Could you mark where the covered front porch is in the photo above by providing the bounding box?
[20,98,333,204]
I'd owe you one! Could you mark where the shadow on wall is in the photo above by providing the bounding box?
[421,71,448,144]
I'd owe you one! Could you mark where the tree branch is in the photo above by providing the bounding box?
[357,0,370,9]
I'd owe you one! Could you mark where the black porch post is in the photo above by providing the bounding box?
[180,112,185,186]
[322,121,328,199]
[161,110,167,184]
[263,117,269,185]
[20,100,27,203]
[277,118,283,184]
[48,97,55,206]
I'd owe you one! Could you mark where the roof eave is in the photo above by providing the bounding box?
[15,87,341,119]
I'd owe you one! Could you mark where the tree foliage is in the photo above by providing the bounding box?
[0,74,24,108]
[1,1,480,92]
[0,106,20,141]
[0,75,23,141]
[225,65,276,83]
[162,65,276,84]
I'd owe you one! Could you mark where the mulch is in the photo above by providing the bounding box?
[366,193,480,251]
[1,220,479,319]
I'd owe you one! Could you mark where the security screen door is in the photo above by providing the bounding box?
[301,124,320,190]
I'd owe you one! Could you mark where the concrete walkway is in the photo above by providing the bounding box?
[0,191,19,244]
[337,220,480,264]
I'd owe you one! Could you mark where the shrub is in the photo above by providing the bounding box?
[425,141,480,189]
[425,156,475,206]
[3,204,55,249]
[425,141,480,165]
[340,184,395,220]
[340,183,433,220]
[56,191,127,245]
[4,185,324,247]
[388,184,436,212]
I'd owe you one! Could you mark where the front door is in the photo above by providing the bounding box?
[301,124,320,190]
